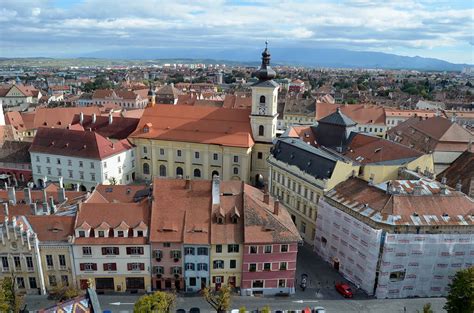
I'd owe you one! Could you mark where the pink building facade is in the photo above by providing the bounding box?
[150,242,184,291]
[241,242,298,295]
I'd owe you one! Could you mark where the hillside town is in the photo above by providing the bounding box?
[0,45,473,312]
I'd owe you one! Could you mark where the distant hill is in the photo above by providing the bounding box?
[77,47,469,71]
[1,47,469,71]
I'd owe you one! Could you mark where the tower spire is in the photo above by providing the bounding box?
[255,41,276,81]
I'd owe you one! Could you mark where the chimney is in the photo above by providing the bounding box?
[263,192,270,205]
[184,176,191,190]
[7,187,16,205]
[23,188,32,205]
[92,113,96,124]
[58,187,67,203]
[455,180,462,192]
[273,199,280,215]
[79,112,84,125]
[108,113,113,125]
[212,175,220,205]
[3,203,8,216]
[49,196,56,214]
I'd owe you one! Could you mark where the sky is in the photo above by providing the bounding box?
[0,0,473,64]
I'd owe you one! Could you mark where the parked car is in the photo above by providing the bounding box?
[189,308,200,313]
[312,307,326,313]
[176,310,186,313]
[335,282,353,298]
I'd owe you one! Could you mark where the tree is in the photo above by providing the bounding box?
[0,275,23,313]
[133,291,176,313]
[48,284,83,302]
[109,177,118,185]
[417,303,434,313]
[444,267,474,313]
[261,306,271,313]
[202,284,232,313]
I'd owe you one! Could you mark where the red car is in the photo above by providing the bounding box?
[335,282,353,298]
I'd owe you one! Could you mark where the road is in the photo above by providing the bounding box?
[24,244,447,312]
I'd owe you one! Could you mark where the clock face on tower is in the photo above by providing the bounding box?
[258,104,266,115]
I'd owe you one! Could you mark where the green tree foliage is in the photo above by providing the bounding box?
[133,291,176,313]
[417,303,434,313]
[48,284,83,302]
[261,305,271,313]
[0,276,23,313]
[444,267,474,313]
[82,76,113,92]
[202,284,232,313]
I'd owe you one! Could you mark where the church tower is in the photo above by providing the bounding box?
[147,82,156,108]
[250,42,279,143]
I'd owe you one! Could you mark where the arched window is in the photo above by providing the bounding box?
[212,171,219,178]
[259,95,266,104]
[193,169,201,178]
[176,167,184,177]
[159,165,166,177]
[258,125,264,136]
[143,163,150,175]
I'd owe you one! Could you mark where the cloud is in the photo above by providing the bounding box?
[0,0,472,63]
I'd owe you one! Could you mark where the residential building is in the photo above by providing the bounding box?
[91,89,149,109]
[30,127,136,191]
[384,108,437,130]
[387,116,473,173]
[150,177,300,295]
[27,216,76,292]
[0,141,32,186]
[129,105,254,183]
[72,201,151,292]
[0,84,39,110]
[314,177,474,298]
[155,84,182,104]
[241,185,301,296]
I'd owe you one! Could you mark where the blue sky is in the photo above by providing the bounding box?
[0,0,472,64]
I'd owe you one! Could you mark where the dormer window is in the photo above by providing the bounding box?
[137,230,143,237]
[98,231,105,237]
[117,231,124,237]
[78,230,85,237]
[217,217,224,225]
[231,216,238,224]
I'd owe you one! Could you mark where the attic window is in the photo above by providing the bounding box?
[143,126,149,133]
[374,148,382,153]
[231,215,239,224]
[43,122,47,126]
[222,192,233,196]
[126,188,131,194]
[217,217,224,224]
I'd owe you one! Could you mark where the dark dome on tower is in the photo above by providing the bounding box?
[254,42,276,81]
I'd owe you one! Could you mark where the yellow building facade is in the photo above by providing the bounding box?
[38,244,75,291]
[209,243,243,289]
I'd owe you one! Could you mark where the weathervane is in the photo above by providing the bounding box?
[265,40,268,49]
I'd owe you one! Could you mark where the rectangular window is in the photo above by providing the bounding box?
[47,167,51,175]
[197,247,208,255]
[1,256,9,270]
[29,277,37,289]
[98,230,105,237]
[102,247,119,255]
[57,168,62,176]
[68,170,73,178]
[90,162,94,169]
[36,166,41,174]
[185,263,195,271]
[250,246,257,254]
[163,242,171,248]
[117,230,124,237]
[301,222,306,234]
[171,250,181,259]
[278,279,286,288]
[177,150,182,157]
[143,147,147,154]
[46,157,50,163]
[49,275,57,287]
[249,263,257,272]
[56,158,61,165]
[213,153,218,160]
[67,159,72,166]
[126,247,144,255]
[79,171,84,180]
[227,244,239,253]
[117,156,121,162]
[46,255,53,268]
[230,260,236,269]
[81,263,97,271]
[215,245,222,253]
[26,257,33,271]
[137,230,143,237]
[128,263,144,271]
[91,173,96,181]
[103,162,107,168]
[82,247,92,255]
[185,247,195,255]
[194,151,200,159]
[280,244,289,253]
[78,230,85,237]
[279,262,287,270]
[79,161,83,167]
[264,245,272,253]
[252,280,264,288]
[13,257,21,270]
[189,277,196,286]
[58,255,66,267]
[160,148,165,155]
[197,263,208,271]
[16,277,25,289]
[61,275,69,286]
[263,263,271,271]
[233,155,239,163]
[257,152,263,159]
[213,260,224,269]
[36,155,40,162]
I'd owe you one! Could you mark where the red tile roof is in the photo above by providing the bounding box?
[70,114,139,140]
[30,107,102,129]
[316,103,385,125]
[27,216,75,242]
[130,106,254,148]
[29,127,133,160]
[437,150,474,196]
